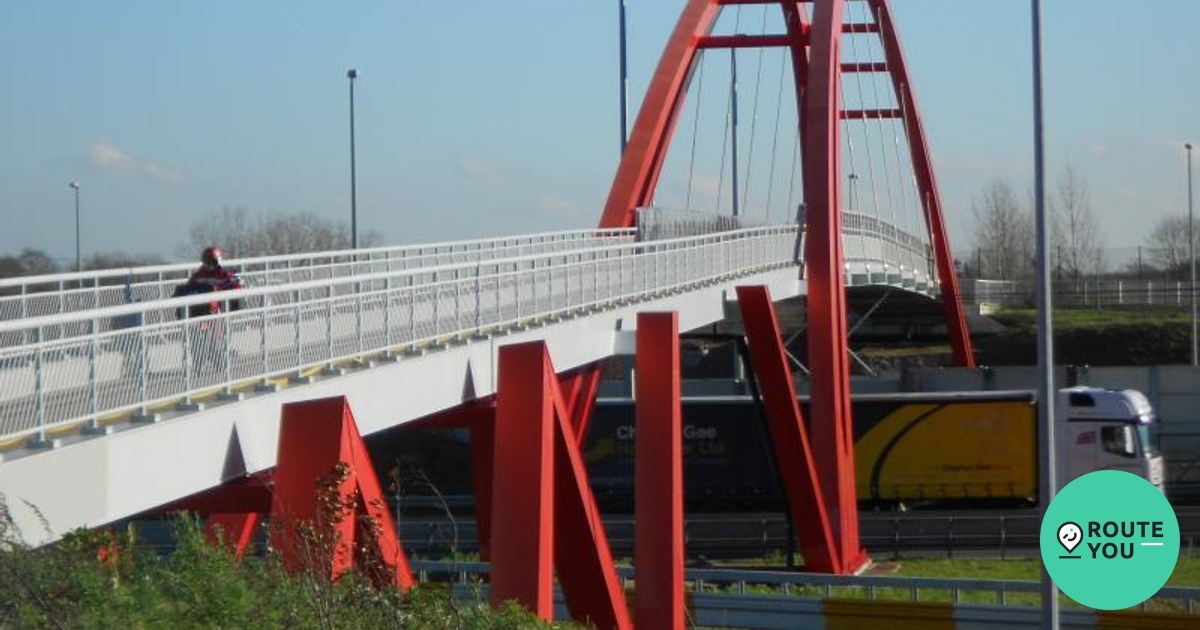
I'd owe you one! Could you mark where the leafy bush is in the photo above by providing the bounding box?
[0,511,571,630]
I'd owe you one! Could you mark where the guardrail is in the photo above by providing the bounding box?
[0,226,800,445]
[410,561,1200,620]
[0,228,635,322]
[841,210,936,288]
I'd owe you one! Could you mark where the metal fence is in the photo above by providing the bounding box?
[0,229,635,323]
[410,561,1200,617]
[960,278,1200,311]
[0,226,800,445]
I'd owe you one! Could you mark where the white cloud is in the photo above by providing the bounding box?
[536,195,580,217]
[457,159,506,186]
[88,142,184,184]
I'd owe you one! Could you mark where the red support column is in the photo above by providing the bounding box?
[269,397,414,590]
[490,343,557,618]
[204,513,260,558]
[736,286,846,574]
[634,313,685,630]
[801,0,869,573]
[468,418,496,562]
[491,343,630,630]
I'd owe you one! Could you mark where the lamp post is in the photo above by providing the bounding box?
[1187,143,1196,366]
[69,181,82,273]
[1031,1,1059,629]
[848,173,859,213]
[618,0,629,156]
[347,68,359,250]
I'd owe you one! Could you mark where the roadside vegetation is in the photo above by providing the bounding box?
[0,514,570,630]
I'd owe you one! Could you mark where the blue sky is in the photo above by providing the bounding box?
[0,1,1196,265]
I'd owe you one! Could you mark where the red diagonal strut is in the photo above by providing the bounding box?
[491,343,630,630]
[737,286,844,573]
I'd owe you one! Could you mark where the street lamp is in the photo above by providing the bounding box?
[618,0,629,156]
[1031,1,1059,629]
[347,68,359,250]
[69,181,82,273]
[848,173,859,213]
[1187,143,1196,366]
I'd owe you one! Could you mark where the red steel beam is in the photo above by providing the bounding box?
[635,313,686,630]
[599,0,722,227]
[842,22,880,34]
[490,344,557,617]
[840,108,902,120]
[801,0,869,573]
[270,397,414,590]
[736,286,844,573]
[552,370,633,630]
[697,34,797,49]
[842,62,888,73]
[204,513,260,558]
[468,418,496,561]
[868,0,975,366]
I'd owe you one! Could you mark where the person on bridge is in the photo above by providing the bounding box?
[173,246,245,376]
[176,246,244,316]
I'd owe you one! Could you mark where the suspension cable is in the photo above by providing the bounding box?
[715,6,744,216]
[685,50,709,211]
[764,48,789,223]
[740,5,770,216]
[854,1,903,274]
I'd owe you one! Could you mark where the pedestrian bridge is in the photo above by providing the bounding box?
[0,209,935,545]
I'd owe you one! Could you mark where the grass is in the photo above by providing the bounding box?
[992,308,1192,331]
[698,556,1200,614]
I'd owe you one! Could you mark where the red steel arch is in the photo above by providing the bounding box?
[599,0,976,573]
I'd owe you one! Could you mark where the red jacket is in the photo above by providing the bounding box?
[181,266,244,316]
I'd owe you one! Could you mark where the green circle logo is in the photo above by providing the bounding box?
[1040,470,1179,609]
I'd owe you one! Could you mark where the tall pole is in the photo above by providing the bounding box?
[619,0,629,155]
[848,173,858,213]
[347,68,359,250]
[1032,1,1059,629]
[1188,143,1196,366]
[730,49,740,218]
[69,181,82,273]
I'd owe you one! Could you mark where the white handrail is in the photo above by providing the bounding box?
[0,226,793,335]
[0,227,635,288]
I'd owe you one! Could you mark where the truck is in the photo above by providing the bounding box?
[581,386,1164,510]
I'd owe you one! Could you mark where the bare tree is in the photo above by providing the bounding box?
[1051,164,1105,280]
[0,249,59,279]
[1145,214,1198,278]
[970,179,1034,280]
[83,252,166,272]
[183,207,383,259]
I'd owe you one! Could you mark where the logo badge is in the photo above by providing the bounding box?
[1040,470,1179,610]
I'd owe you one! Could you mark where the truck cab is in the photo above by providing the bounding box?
[1058,386,1165,492]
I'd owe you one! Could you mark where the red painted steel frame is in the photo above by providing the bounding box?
[270,397,414,590]
[801,0,871,573]
[204,513,260,557]
[490,345,557,616]
[868,0,975,367]
[736,286,843,573]
[491,344,630,630]
[635,313,686,630]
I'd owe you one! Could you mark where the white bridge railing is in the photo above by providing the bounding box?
[0,229,635,323]
[0,226,800,445]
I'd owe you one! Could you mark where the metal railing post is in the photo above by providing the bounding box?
[223,313,233,396]
[31,327,47,447]
[474,264,482,335]
[258,309,268,387]
[139,325,149,411]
